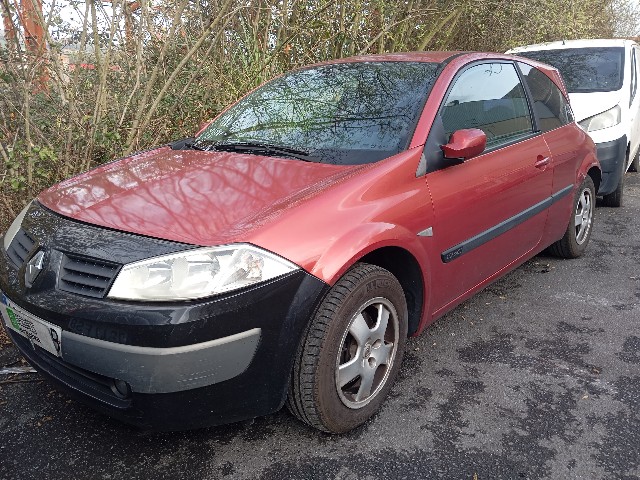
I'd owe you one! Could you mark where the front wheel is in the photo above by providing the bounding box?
[548,176,595,259]
[286,263,407,433]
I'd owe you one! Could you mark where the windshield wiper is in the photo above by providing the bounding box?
[169,137,208,151]
[203,141,316,162]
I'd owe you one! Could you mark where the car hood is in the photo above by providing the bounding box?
[568,91,622,122]
[38,147,361,245]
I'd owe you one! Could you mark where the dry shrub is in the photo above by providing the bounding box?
[0,0,636,230]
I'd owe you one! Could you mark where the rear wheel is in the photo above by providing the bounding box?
[286,263,407,433]
[549,176,595,258]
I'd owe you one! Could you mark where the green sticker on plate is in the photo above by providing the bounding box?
[6,307,19,330]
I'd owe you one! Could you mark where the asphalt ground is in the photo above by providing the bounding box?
[0,173,639,480]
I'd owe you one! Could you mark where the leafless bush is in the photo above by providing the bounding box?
[0,0,634,229]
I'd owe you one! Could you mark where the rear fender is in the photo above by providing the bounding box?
[577,152,601,187]
[542,150,600,247]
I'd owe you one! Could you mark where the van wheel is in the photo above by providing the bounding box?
[549,176,595,258]
[286,263,407,433]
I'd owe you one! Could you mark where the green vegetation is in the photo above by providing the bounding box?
[0,0,637,229]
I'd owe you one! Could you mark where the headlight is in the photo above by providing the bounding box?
[3,201,33,252]
[107,244,299,301]
[579,105,621,132]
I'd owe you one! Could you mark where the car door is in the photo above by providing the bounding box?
[422,61,554,314]
[516,60,585,240]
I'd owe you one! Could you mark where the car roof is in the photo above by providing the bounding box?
[309,51,561,69]
[295,51,568,98]
[310,51,463,66]
[506,38,637,54]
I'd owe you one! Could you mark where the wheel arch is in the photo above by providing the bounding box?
[308,223,430,337]
[358,247,425,336]
[587,165,602,194]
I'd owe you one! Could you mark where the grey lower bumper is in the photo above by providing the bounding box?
[596,135,627,195]
[61,328,261,394]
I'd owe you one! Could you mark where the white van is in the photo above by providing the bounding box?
[508,39,640,207]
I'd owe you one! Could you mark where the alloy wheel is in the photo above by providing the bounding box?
[574,186,593,245]
[335,297,400,409]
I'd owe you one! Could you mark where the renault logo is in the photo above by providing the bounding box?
[25,251,45,287]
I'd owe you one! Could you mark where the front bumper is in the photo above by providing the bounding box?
[1,203,329,430]
[595,135,627,195]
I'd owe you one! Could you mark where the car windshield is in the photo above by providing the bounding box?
[195,61,440,165]
[516,47,625,93]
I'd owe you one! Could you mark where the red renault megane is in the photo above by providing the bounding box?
[1,52,599,433]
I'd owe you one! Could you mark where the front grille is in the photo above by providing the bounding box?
[58,254,120,298]
[6,229,36,268]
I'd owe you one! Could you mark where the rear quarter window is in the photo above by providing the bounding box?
[518,62,573,132]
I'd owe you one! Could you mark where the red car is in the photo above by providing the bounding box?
[1,52,599,433]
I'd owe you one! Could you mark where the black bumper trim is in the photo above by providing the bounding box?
[8,329,133,410]
[441,184,573,263]
[61,327,261,393]
[595,135,627,195]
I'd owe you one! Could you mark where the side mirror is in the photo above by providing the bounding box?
[440,128,486,160]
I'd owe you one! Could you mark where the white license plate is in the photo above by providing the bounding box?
[1,291,62,357]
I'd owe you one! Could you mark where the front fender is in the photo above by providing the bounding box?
[309,221,432,289]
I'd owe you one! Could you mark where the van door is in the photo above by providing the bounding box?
[628,46,640,164]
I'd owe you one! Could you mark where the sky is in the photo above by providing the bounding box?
[1,1,114,41]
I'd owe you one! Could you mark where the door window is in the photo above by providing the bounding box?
[441,63,533,149]
[518,62,573,132]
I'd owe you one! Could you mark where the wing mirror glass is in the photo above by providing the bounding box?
[441,128,487,160]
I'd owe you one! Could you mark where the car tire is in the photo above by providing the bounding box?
[630,149,640,172]
[549,176,595,259]
[286,262,408,433]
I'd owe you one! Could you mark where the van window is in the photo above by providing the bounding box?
[517,47,625,93]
